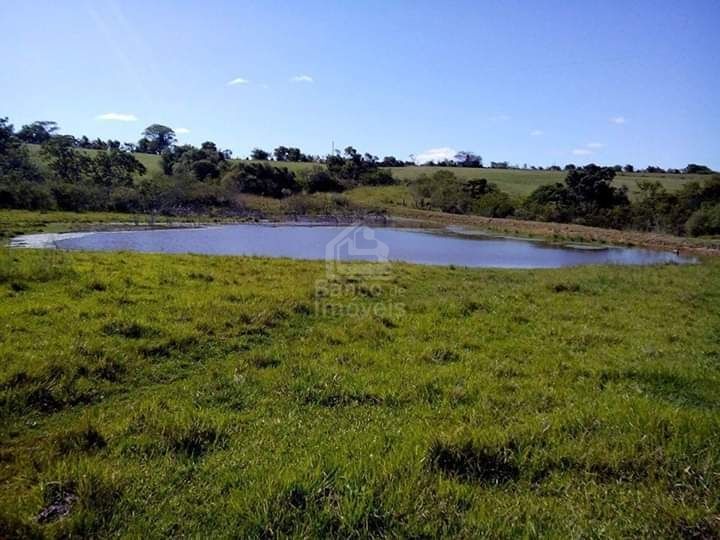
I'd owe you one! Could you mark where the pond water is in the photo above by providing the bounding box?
[11,224,693,269]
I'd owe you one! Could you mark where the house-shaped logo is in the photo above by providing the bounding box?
[324,224,391,279]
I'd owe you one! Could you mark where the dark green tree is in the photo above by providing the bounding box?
[40,136,90,183]
[137,124,176,154]
[250,148,270,160]
[16,121,59,144]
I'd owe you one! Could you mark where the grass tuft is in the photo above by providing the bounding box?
[426,439,520,484]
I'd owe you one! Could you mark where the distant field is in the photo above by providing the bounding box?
[26,145,705,198]
[389,166,705,197]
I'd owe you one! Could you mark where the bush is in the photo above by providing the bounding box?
[109,186,142,212]
[472,190,515,218]
[302,168,345,193]
[50,182,106,211]
[685,203,720,236]
[0,181,55,210]
[222,163,300,198]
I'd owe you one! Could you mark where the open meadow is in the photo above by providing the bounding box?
[1,242,718,537]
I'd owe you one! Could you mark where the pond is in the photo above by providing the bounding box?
[11,223,693,269]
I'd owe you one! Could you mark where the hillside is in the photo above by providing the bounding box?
[25,144,702,198]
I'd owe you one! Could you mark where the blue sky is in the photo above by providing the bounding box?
[1,0,719,168]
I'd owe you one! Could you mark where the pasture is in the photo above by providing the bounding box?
[0,246,718,537]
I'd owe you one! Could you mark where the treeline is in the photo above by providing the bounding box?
[0,118,393,214]
[409,166,720,236]
[2,116,719,236]
[419,156,713,175]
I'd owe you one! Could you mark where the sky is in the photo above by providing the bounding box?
[1,0,719,169]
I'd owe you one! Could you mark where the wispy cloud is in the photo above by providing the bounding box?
[228,77,249,86]
[610,116,626,125]
[96,112,137,122]
[490,113,510,122]
[530,129,544,136]
[572,148,593,156]
[291,74,314,83]
[586,142,605,149]
[174,127,190,134]
[415,147,457,164]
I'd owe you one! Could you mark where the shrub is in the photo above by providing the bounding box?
[50,182,106,211]
[685,203,720,236]
[302,167,345,193]
[0,181,56,210]
[222,163,300,198]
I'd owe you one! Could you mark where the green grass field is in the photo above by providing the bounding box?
[26,144,703,198]
[1,244,718,537]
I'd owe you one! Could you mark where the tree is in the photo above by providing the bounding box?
[325,146,394,187]
[379,156,405,167]
[565,164,629,215]
[463,178,493,198]
[685,163,713,174]
[16,121,59,144]
[454,151,482,168]
[88,150,146,187]
[522,183,574,222]
[222,163,300,198]
[137,124,176,154]
[273,146,289,161]
[191,160,220,181]
[408,171,512,216]
[623,164,634,173]
[250,148,270,160]
[286,147,306,162]
[0,117,43,185]
[162,142,227,180]
[40,136,90,183]
[302,167,344,193]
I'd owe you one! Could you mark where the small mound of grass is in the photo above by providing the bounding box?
[54,423,106,455]
[460,299,484,315]
[290,370,385,407]
[422,347,461,364]
[86,280,107,292]
[102,320,158,339]
[246,352,281,369]
[188,272,214,282]
[551,282,581,293]
[426,439,520,484]
[123,404,230,459]
[9,281,29,292]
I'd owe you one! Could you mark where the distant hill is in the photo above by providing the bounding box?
[25,144,701,198]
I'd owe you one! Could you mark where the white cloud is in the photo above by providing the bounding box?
[415,147,457,164]
[586,142,605,149]
[96,112,137,122]
[530,129,544,136]
[490,113,510,122]
[291,74,314,83]
[228,77,249,86]
[174,127,190,134]
[572,148,593,156]
[610,116,626,124]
